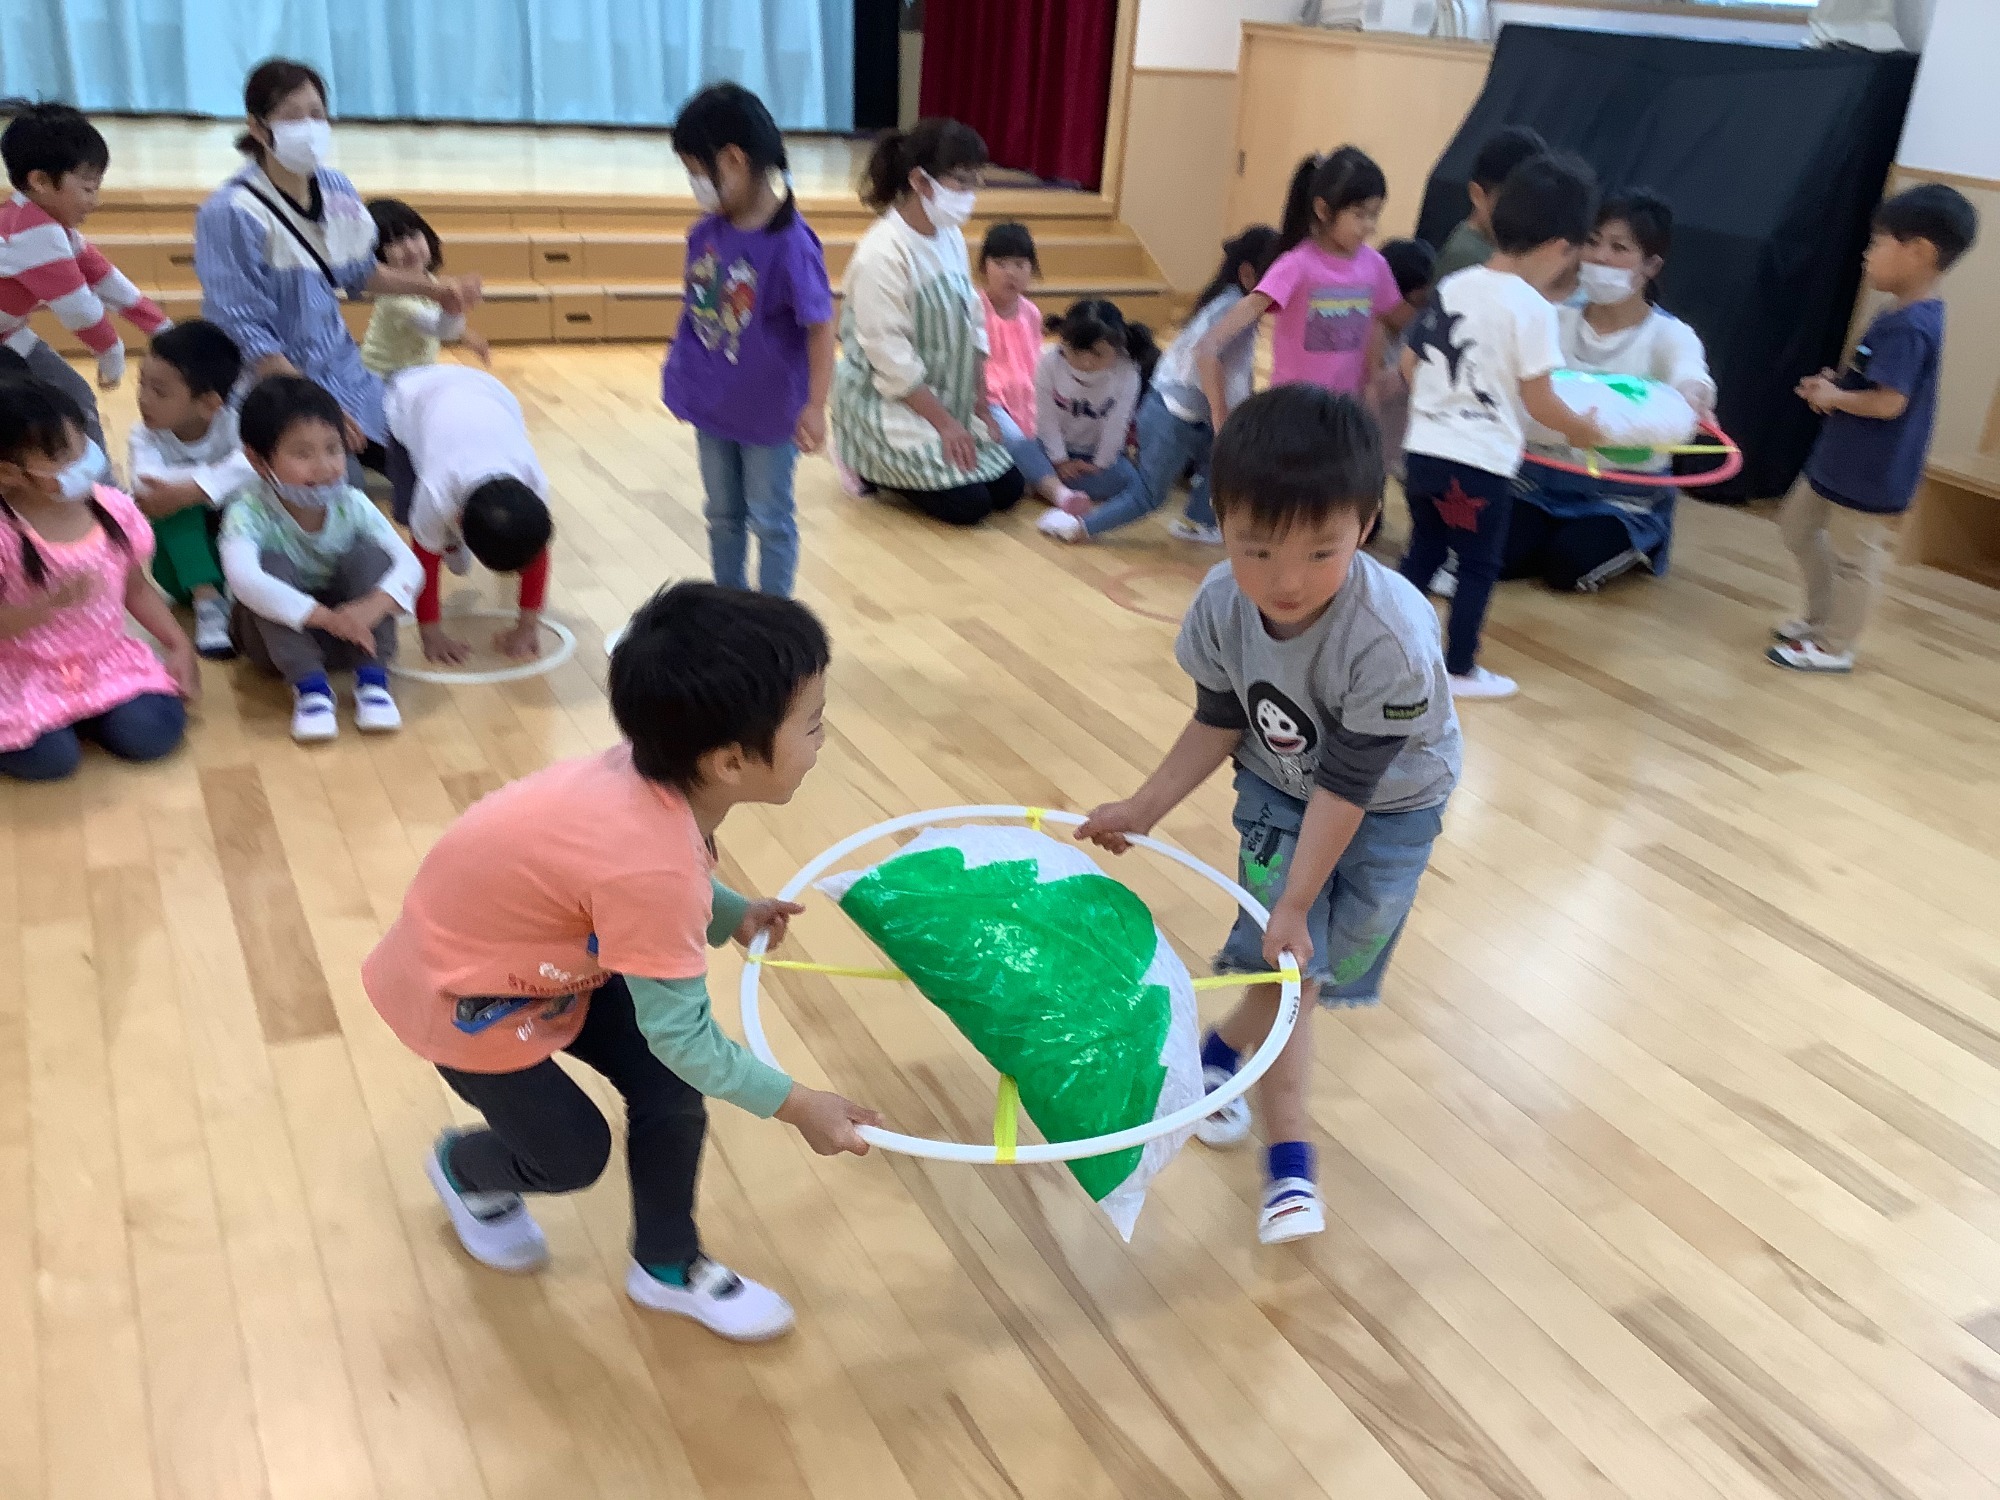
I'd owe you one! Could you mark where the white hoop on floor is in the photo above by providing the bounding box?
[739,804,1302,1164]
[390,610,577,686]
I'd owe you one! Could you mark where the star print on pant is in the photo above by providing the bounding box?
[1434,478,1487,532]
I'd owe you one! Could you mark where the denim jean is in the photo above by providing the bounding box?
[1214,768,1444,1002]
[696,431,799,596]
[0,692,186,782]
[990,406,1056,490]
[1085,388,1215,537]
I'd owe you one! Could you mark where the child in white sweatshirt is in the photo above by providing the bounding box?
[1033,299,1159,543]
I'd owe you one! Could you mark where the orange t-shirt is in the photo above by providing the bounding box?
[363,745,714,1072]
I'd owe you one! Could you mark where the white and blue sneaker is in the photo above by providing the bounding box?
[1195,1063,1253,1149]
[1259,1177,1325,1244]
[626,1256,795,1341]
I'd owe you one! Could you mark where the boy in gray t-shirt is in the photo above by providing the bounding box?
[1079,385,1460,1248]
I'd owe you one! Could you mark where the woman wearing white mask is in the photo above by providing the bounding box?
[1508,190,1715,592]
[830,117,1024,525]
[194,59,480,473]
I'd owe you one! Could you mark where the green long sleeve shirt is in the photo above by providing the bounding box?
[624,879,793,1118]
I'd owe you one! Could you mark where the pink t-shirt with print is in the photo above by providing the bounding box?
[0,484,175,752]
[1256,240,1403,394]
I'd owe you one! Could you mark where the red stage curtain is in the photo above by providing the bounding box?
[916,0,1119,190]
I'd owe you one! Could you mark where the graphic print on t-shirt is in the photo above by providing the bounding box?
[1304,285,1374,354]
[1409,301,1500,416]
[686,249,759,363]
[1248,681,1318,760]
[1054,388,1118,422]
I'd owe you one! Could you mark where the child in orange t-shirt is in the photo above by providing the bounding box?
[363,582,878,1342]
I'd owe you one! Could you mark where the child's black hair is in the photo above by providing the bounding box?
[1046,298,1161,388]
[238,374,345,460]
[1276,145,1388,257]
[1489,152,1598,255]
[367,197,442,270]
[609,580,830,790]
[1469,125,1547,192]
[1193,225,1281,315]
[1874,182,1979,272]
[462,478,552,574]
[149,319,243,400]
[0,100,109,192]
[860,117,988,213]
[1209,384,1383,535]
[0,375,127,586]
[236,58,328,157]
[1381,238,1437,303]
[1594,189,1673,304]
[979,221,1039,274]
[672,82,797,231]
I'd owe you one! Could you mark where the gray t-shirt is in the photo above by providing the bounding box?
[1153,287,1258,425]
[1175,554,1462,813]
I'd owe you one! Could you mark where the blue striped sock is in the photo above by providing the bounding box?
[1267,1139,1315,1185]
[1201,1030,1241,1075]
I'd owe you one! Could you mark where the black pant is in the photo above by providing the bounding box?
[437,975,708,1269]
[881,465,1026,526]
[385,438,418,526]
[1500,506,1641,593]
[1399,453,1515,677]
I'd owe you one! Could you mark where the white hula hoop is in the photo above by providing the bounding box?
[390,610,578,686]
[739,804,1302,1164]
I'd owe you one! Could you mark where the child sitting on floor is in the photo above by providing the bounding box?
[360,198,490,376]
[0,371,197,781]
[384,362,553,664]
[129,319,258,659]
[976,220,1085,512]
[1032,298,1159,543]
[222,375,422,742]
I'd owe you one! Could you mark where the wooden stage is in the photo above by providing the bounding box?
[10,339,2000,1499]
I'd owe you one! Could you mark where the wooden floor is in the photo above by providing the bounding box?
[13,345,2000,1500]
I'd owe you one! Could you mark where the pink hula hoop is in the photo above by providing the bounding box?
[1521,417,1743,490]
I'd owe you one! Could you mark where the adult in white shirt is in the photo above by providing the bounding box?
[1507,191,1716,592]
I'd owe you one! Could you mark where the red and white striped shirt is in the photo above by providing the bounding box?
[0,193,169,371]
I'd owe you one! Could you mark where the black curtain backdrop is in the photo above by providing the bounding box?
[1416,26,1918,501]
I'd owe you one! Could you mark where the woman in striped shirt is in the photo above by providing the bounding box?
[193,60,480,472]
[829,119,1023,527]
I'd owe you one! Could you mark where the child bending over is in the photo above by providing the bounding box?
[384,363,553,664]
[130,319,258,658]
[1771,183,1977,673]
[1080,386,1461,1243]
[361,198,490,376]
[363,582,879,1339]
[1031,298,1159,543]
[222,375,422,741]
[0,372,196,780]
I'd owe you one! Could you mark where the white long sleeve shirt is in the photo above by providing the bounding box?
[1034,346,1140,470]
[127,407,259,507]
[219,482,424,631]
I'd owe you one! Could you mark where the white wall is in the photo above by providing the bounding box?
[1133,0,1300,71]
[1896,0,1996,178]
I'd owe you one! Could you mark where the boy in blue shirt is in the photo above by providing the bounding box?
[1772,183,1978,672]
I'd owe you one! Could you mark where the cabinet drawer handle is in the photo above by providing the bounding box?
[542,251,572,263]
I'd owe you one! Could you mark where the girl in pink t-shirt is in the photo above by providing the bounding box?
[0,372,197,781]
[975,221,1086,511]
[1194,146,1402,415]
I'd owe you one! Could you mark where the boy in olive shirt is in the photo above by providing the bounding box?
[1433,124,1548,280]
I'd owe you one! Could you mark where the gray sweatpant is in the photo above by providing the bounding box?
[231,540,400,684]
[24,340,105,451]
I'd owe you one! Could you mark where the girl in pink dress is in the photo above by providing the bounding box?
[0,373,198,781]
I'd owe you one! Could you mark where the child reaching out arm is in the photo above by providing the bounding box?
[361,199,491,375]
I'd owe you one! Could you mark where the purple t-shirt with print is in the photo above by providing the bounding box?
[661,211,834,448]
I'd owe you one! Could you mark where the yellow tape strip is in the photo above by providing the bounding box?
[1192,969,1294,989]
[993,1074,1020,1162]
[1025,806,1046,834]
[756,959,907,981]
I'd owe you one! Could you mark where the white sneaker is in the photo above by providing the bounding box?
[291,688,338,742]
[1771,617,1813,645]
[1766,639,1853,673]
[424,1131,550,1272]
[1037,508,1086,543]
[1259,1178,1326,1245]
[625,1256,795,1341]
[1429,565,1458,599]
[192,595,236,659]
[1168,518,1223,545]
[1448,666,1517,700]
[444,543,474,577]
[1194,1064,1253,1149]
[353,678,402,733]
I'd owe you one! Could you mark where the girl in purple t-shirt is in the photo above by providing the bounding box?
[662,84,835,599]
[1192,146,1402,417]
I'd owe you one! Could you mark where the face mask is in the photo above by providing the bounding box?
[921,172,977,230]
[1578,263,1639,305]
[270,477,345,512]
[688,173,722,214]
[54,440,108,502]
[268,118,332,175]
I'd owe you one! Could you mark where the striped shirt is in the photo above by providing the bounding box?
[0,193,169,379]
[194,164,386,442]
